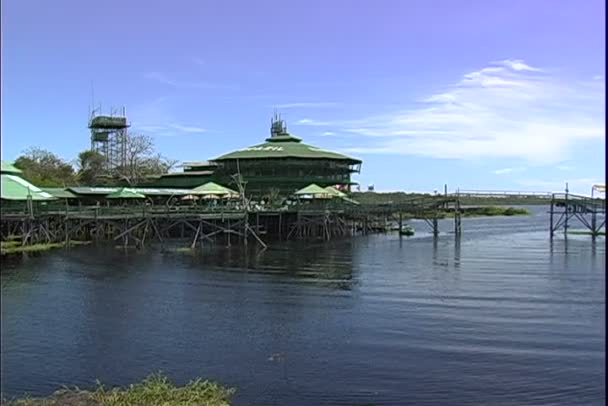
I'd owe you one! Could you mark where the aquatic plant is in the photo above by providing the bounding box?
[1,373,234,406]
[1,240,91,255]
[567,230,606,236]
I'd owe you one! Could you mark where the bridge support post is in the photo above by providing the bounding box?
[399,212,403,237]
[591,209,597,238]
[549,197,554,239]
[564,184,569,236]
[454,194,462,236]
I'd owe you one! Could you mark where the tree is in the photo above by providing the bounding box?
[14,147,76,187]
[114,133,177,186]
[76,150,106,186]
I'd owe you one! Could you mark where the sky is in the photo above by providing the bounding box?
[1,0,605,194]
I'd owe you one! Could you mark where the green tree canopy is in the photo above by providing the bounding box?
[76,149,108,186]
[14,147,76,187]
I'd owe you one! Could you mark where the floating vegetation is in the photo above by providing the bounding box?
[1,240,91,255]
[567,230,606,236]
[1,373,234,406]
[174,247,195,253]
[442,206,531,218]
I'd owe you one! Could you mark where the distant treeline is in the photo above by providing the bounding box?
[352,191,553,206]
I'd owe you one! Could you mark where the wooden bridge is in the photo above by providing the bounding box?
[549,192,605,237]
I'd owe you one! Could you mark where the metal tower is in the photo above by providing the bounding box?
[89,107,129,172]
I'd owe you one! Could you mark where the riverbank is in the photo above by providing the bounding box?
[1,374,234,406]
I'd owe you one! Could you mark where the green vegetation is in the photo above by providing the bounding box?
[353,191,552,206]
[14,147,77,187]
[391,206,531,220]
[1,240,91,255]
[459,206,531,217]
[12,135,176,188]
[1,373,234,406]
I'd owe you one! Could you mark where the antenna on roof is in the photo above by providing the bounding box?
[270,109,288,137]
[90,81,95,119]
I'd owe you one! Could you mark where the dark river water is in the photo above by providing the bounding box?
[1,207,605,405]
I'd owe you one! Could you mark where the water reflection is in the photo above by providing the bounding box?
[1,209,606,405]
[453,234,461,269]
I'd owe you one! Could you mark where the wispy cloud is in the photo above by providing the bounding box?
[167,124,206,133]
[322,131,335,136]
[492,167,526,175]
[317,59,604,164]
[133,123,207,137]
[296,118,333,126]
[144,72,238,90]
[515,177,600,194]
[494,59,543,72]
[129,99,207,137]
[270,102,339,108]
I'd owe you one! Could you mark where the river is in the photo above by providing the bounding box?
[1,206,605,405]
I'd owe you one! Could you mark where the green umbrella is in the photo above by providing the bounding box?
[294,184,332,197]
[191,182,238,197]
[323,186,347,197]
[106,188,146,199]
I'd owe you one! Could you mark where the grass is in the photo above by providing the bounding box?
[394,206,531,220]
[352,191,552,206]
[1,240,91,255]
[1,373,234,406]
[459,206,531,217]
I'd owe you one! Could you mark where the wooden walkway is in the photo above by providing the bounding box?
[550,193,606,237]
[2,190,605,248]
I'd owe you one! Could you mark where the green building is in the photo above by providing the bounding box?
[146,116,362,197]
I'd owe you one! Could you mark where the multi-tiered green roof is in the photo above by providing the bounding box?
[214,132,360,163]
[144,116,362,197]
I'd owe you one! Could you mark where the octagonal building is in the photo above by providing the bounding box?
[148,116,362,197]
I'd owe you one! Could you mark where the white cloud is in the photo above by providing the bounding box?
[495,59,543,72]
[144,72,238,90]
[492,167,526,175]
[167,124,206,133]
[515,178,600,194]
[271,102,338,108]
[129,98,207,137]
[329,59,604,164]
[132,122,207,137]
[296,119,332,126]
[322,131,335,136]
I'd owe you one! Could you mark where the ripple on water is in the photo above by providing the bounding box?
[1,209,605,405]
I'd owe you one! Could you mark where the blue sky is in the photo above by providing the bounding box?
[1,0,605,194]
